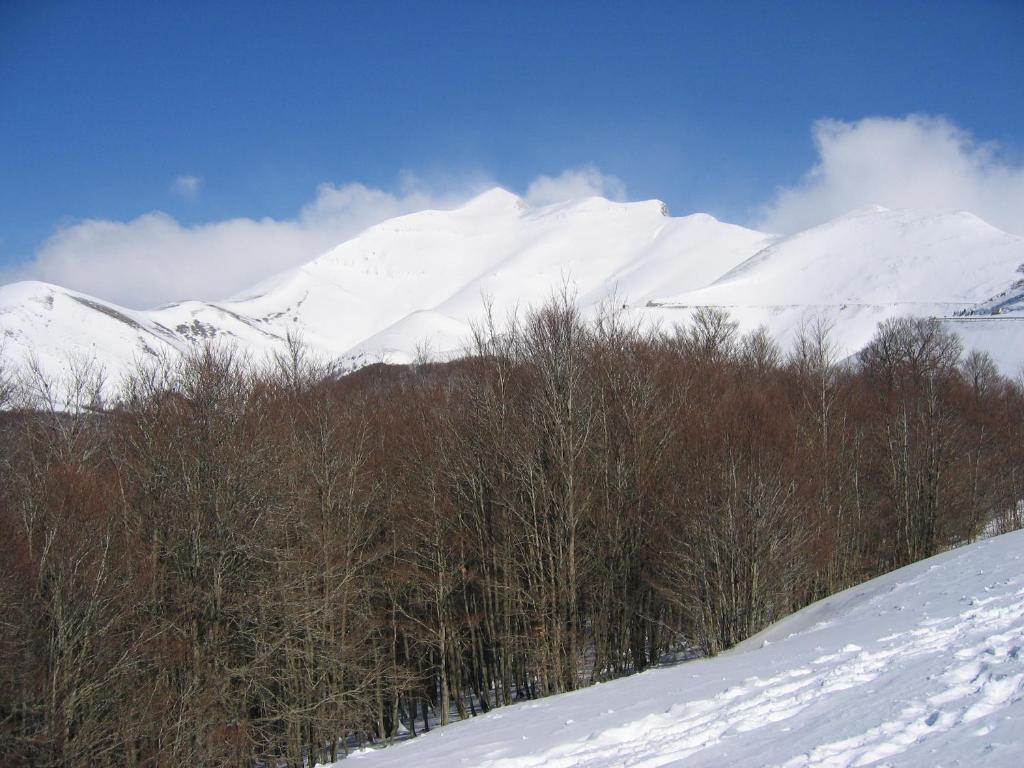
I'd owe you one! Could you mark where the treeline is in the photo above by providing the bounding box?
[1,299,1022,767]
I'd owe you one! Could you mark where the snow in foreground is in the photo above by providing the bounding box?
[346,530,1024,767]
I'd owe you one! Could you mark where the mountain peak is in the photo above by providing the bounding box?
[458,187,527,215]
[837,204,891,219]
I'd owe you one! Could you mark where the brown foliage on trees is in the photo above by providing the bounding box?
[1,304,1021,766]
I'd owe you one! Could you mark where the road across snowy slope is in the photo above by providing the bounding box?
[345,530,1024,767]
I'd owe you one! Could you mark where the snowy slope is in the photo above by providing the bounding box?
[648,206,1024,367]
[3,191,1024,389]
[0,191,771,383]
[344,530,1024,768]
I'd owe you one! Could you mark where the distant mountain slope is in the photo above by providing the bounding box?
[2,190,1023,389]
[673,206,1022,305]
[343,530,1024,768]
[647,206,1024,370]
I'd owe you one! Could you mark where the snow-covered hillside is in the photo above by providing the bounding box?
[649,206,1024,371]
[344,530,1024,767]
[2,190,1024,387]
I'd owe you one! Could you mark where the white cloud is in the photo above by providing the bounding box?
[170,174,203,200]
[525,166,626,207]
[10,181,476,308]
[758,115,1024,235]
[5,168,622,309]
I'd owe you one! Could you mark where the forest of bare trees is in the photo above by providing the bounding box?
[2,299,1022,767]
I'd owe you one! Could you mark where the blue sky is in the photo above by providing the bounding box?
[2,0,1023,306]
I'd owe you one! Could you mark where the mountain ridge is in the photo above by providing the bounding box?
[2,189,1023,388]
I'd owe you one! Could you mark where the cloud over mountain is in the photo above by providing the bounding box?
[758,115,1024,236]
[3,169,625,309]
[524,166,626,207]
[3,180,483,308]
[6,115,1024,310]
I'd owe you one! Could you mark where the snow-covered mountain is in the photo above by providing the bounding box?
[651,205,1024,372]
[344,529,1024,767]
[2,189,1024,387]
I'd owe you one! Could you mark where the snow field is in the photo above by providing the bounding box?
[345,531,1024,767]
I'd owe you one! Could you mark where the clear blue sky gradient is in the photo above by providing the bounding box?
[1,0,1022,267]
